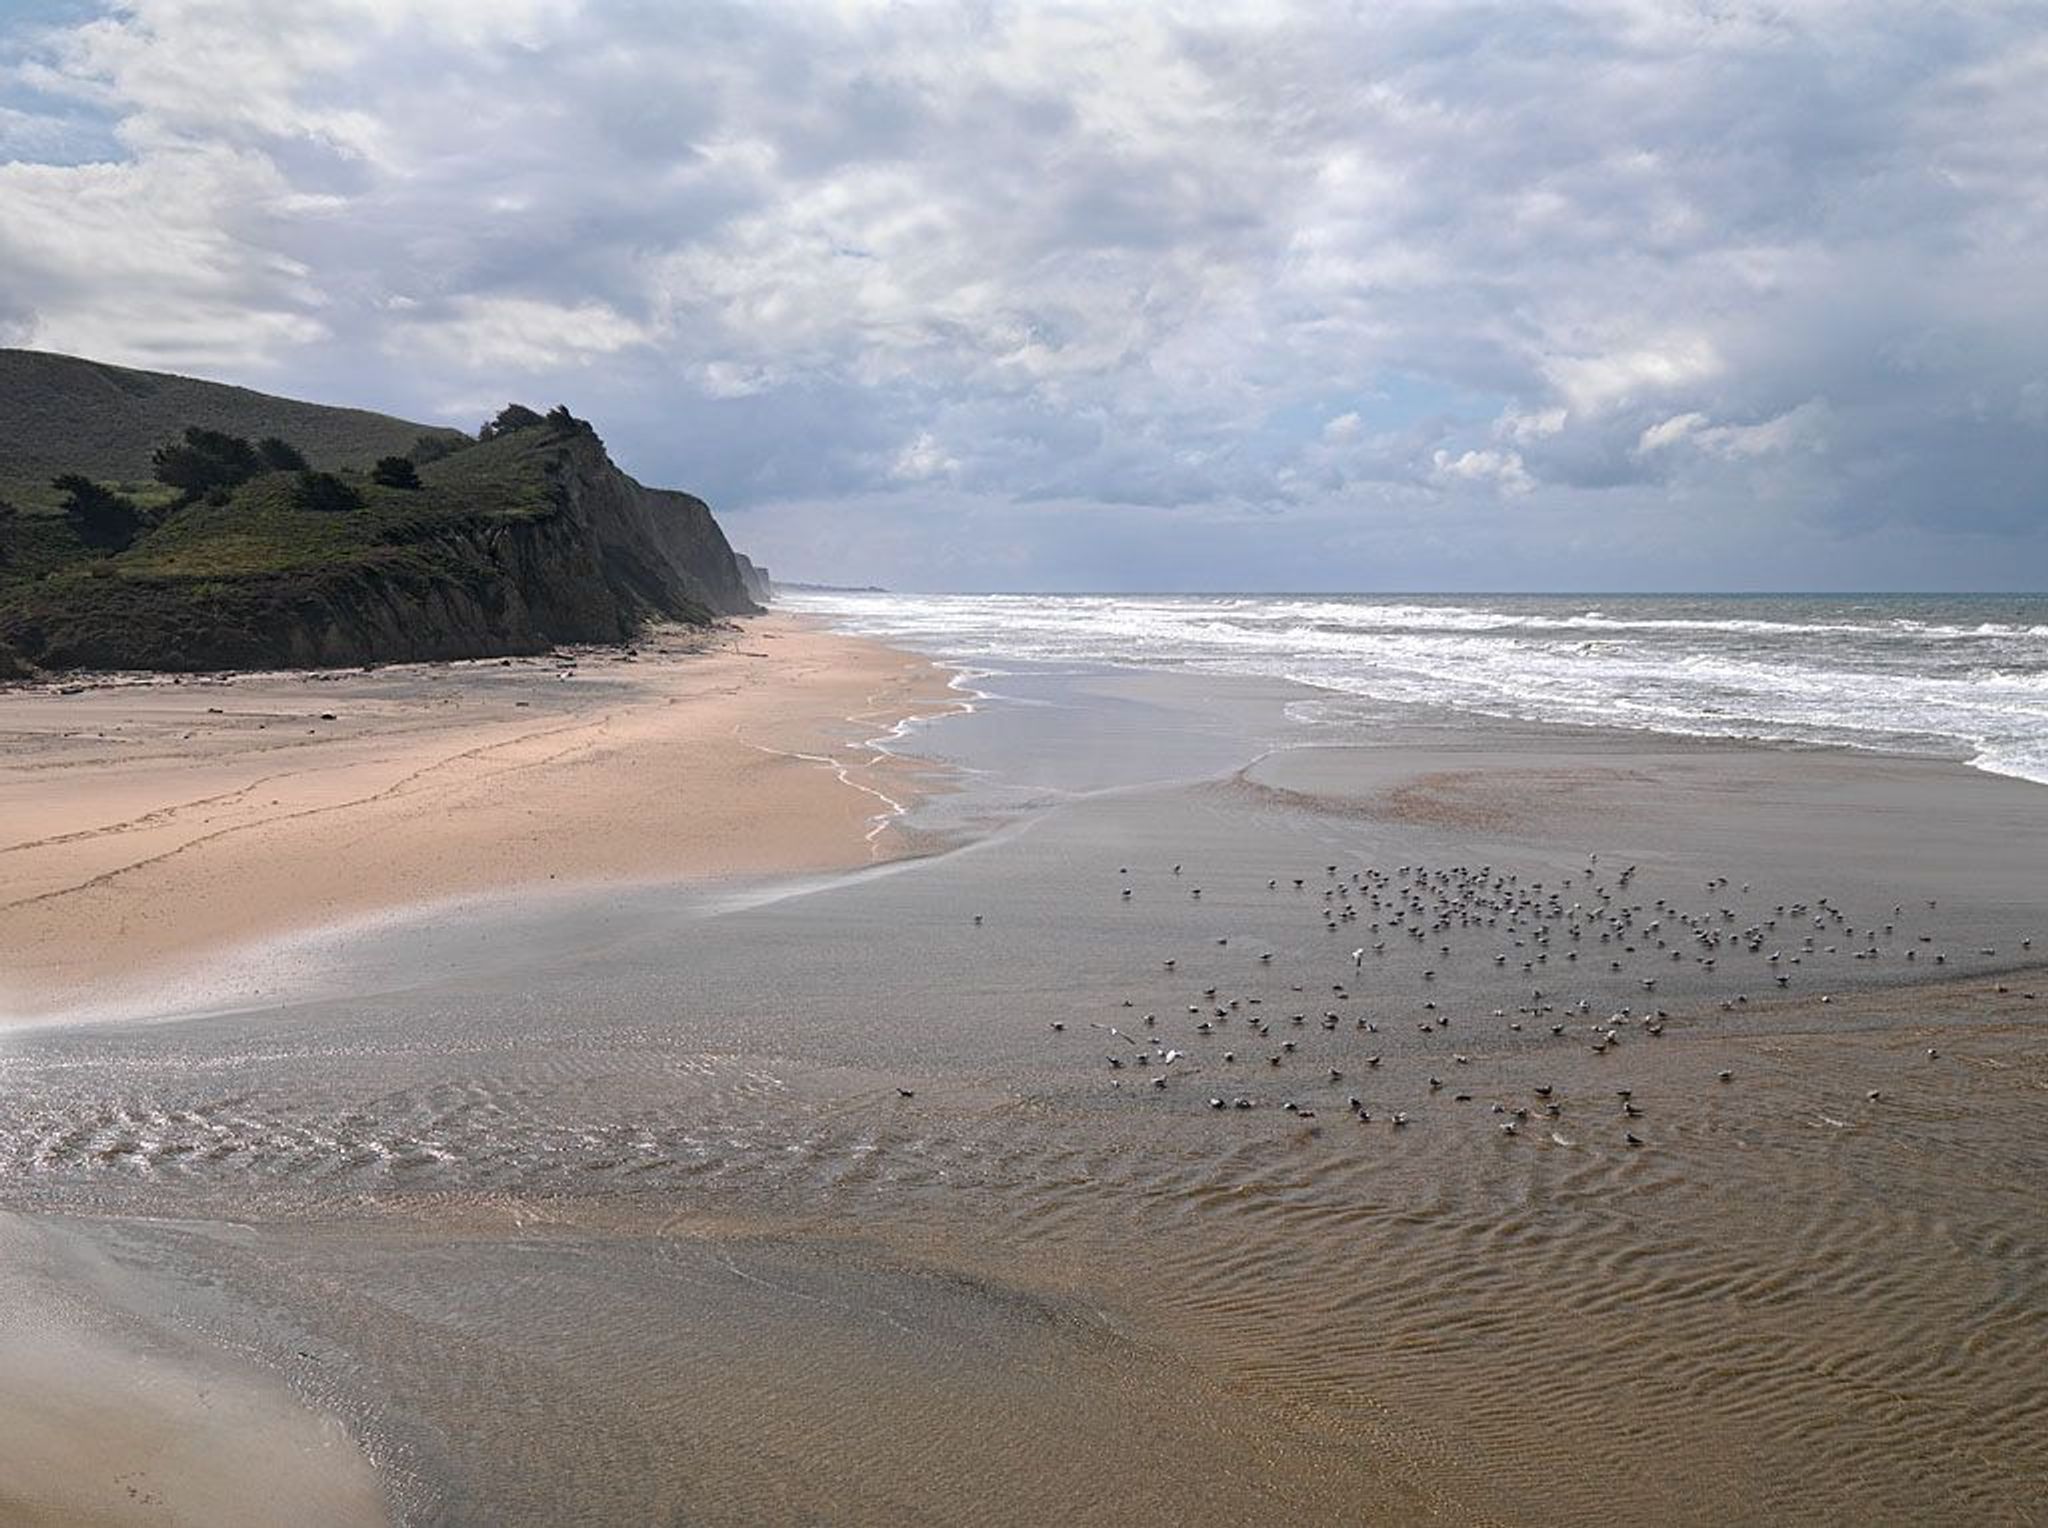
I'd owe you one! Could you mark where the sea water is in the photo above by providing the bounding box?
[785,591,2048,785]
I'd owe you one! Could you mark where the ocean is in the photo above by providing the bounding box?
[784,591,2048,785]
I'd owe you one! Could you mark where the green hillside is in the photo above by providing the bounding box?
[0,349,466,510]
[2,425,576,671]
[0,357,761,676]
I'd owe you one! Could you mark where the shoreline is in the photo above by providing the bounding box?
[0,645,2042,1521]
[778,590,2048,790]
[10,616,2038,1033]
[0,613,964,1025]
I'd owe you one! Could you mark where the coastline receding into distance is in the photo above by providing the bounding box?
[6,2,2047,1518]
[0,597,2043,1523]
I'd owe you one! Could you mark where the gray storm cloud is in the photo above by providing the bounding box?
[1,0,2042,589]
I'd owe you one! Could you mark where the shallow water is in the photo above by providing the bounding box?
[3,666,2045,1523]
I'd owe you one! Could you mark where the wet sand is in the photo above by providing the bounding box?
[0,1212,388,1526]
[2,660,2044,1523]
[0,614,958,1023]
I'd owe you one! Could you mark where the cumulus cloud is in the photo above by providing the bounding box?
[0,0,2042,588]
[1432,448,1534,496]
[393,295,650,373]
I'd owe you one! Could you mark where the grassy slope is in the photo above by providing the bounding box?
[0,348,466,510]
[0,430,569,669]
[118,432,557,578]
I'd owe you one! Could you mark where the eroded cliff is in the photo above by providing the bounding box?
[0,416,762,673]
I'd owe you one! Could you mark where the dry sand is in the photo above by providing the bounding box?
[0,614,958,1022]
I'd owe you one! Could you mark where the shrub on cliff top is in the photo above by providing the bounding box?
[479,403,546,441]
[371,456,422,490]
[408,431,467,466]
[256,436,309,472]
[153,426,263,503]
[53,473,144,551]
[292,470,362,514]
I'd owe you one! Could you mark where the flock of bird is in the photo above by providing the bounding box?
[1014,854,2036,1149]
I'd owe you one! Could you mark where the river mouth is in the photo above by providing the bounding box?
[4,661,2045,1523]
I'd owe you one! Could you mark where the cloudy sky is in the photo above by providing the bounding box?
[2,1,2043,590]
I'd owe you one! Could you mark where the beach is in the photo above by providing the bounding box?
[1,619,2043,1523]
[7,0,2044,1518]
[0,614,958,1024]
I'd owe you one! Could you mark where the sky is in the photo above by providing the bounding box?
[1,0,2043,592]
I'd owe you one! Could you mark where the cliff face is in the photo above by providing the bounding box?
[0,423,762,674]
[734,554,773,604]
[551,431,759,622]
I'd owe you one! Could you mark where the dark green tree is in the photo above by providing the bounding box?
[371,455,422,490]
[292,470,362,514]
[478,403,545,440]
[153,427,262,502]
[255,436,309,472]
[53,474,144,551]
